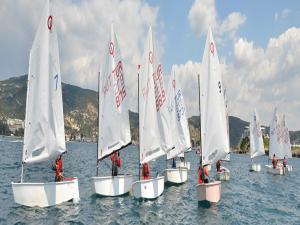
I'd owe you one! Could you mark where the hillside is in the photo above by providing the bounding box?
[0,75,98,137]
[1,75,299,146]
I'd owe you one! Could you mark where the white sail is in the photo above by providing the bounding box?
[166,67,191,160]
[280,114,292,158]
[222,88,230,161]
[98,24,131,160]
[269,107,285,159]
[22,0,65,164]
[249,110,265,158]
[200,27,229,166]
[139,26,172,164]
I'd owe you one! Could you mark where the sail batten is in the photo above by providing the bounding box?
[200,28,229,166]
[23,0,65,164]
[97,24,131,160]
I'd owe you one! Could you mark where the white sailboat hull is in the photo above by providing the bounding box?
[164,168,188,184]
[277,163,293,172]
[265,164,283,175]
[222,154,230,162]
[91,175,133,196]
[176,161,190,170]
[287,165,293,171]
[216,166,230,181]
[197,181,221,203]
[11,177,80,207]
[249,163,261,172]
[132,176,164,199]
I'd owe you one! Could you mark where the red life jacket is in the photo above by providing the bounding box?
[198,167,203,184]
[58,159,63,172]
[283,159,287,166]
[272,158,277,168]
[117,158,121,167]
[143,163,150,179]
[55,162,60,177]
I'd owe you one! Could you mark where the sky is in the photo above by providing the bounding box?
[0,0,300,129]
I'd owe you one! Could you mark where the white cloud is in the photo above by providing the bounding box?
[0,0,159,112]
[171,61,201,118]
[219,12,246,40]
[188,0,218,37]
[173,27,300,130]
[274,8,291,22]
[282,8,291,18]
[188,0,246,40]
[226,27,300,130]
[274,12,278,22]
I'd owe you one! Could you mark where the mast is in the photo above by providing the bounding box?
[138,67,140,180]
[198,73,202,166]
[21,163,24,183]
[96,71,100,176]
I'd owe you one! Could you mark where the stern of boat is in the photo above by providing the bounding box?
[11,177,80,207]
[91,175,133,196]
[132,176,164,199]
[197,181,221,203]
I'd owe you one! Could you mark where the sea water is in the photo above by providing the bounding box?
[0,137,299,224]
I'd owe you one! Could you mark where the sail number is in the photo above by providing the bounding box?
[153,64,166,111]
[175,90,185,121]
[103,61,126,109]
[54,74,58,90]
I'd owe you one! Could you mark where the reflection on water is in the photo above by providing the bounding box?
[1,138,300,224]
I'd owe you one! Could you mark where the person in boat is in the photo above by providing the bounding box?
[272,154,278,169]
[172,158,176,168]
[198,164,209,184]
[54,155,63,182]
[110,152,119,176]
[216,160,221,172]
[117,151,121,167]
[283,156,287,175]
[142,163,150,179]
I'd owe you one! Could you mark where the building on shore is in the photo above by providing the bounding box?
[7,118,24,134]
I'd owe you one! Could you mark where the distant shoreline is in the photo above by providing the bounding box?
[232,148,300,158]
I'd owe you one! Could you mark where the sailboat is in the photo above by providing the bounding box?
[91,24,133,196]
[266,108,292,175]
[164,66,191,184]
[132,26,172,199]
[197,27,229,203]
[249,110,265,172]
[279,114,293,172]
[11,0,79,207]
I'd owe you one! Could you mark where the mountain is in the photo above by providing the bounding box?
[187,115,249,147]
[0,75,98,137]
[1,75,299,146]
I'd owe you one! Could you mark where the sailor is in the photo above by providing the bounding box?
[172,158,176,168]
[283,156,287,175]
[110,152,118,176]
[54,155,63,182]
[216,160,221,172]
[272,154,278,169]
[142,163,150,179]
[116,151,121,168]
[198,164,209,184]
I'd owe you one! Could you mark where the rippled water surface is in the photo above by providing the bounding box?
[1,137,300,224]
